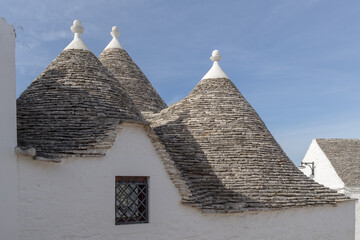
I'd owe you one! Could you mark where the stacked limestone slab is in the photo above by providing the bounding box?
[17,22,146,160]
[317,138,360,187]
[150,52,350,212]
[99,27,166,114]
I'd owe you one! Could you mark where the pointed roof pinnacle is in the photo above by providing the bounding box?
[201,50,229,80]
[104,26,124,50]
[64,20,90,51]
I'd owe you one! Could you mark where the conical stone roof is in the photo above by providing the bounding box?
[17,21,146,160]
[150,50,349,212]
[98,26,167,114]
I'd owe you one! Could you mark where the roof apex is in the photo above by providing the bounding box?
[64,20,90,51]
[202,50,229,80]
[104,26,124,50]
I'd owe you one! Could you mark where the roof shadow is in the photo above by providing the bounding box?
[153,110,264,212]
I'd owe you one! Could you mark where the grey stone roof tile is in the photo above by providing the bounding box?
[17,49,147,160]
[99,48,167,114]
[317,138,360,187]
[150,77,349,212]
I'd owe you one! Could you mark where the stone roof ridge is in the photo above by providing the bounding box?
[64,20,90,51]
[316,138,358,141]
[104,26,124,50]
[201,50,229,80]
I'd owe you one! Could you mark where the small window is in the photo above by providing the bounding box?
[115,176,149,225]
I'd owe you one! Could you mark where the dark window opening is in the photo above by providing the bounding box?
[115,176,149,225]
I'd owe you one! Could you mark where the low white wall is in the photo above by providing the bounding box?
[18,124,355,240]
[353,192,360,240]
[346,188,360,240]
[354,192,360,240]
[0,17,18,240]
[301,139,345,190]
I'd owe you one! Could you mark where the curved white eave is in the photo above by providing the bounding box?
[201,61,229,80]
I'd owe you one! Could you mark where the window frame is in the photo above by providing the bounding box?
[115,176,149,225]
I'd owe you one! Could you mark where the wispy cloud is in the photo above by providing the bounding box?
[40,30,69,42]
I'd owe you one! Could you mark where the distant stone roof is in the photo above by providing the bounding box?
[149,51,349,212]
[17,48,147,160]
[98,28,167,114]
[317,138,360,187]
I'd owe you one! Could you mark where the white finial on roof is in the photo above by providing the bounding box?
[201,50,229,80]
[104,26,124,50]
[111,26,120,38]
[64,20,90,51]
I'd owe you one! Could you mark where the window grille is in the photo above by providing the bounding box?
[115,176,148,225]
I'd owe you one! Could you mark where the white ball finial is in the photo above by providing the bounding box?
[104,25,124,50]
[210,49,222,61]
[70,20,84,34]
[201,49,229,80]
[64,19,90,51]
[110,26,120,38]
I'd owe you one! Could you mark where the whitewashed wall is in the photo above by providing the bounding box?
[18,124,355,240]
[345,188,360,240]
[301,139,359,240]
[0,17,18,240]
[354,191,360,240]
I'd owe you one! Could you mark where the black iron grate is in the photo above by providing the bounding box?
[115,176,148,225]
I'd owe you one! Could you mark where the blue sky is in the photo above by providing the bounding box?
[2,0,360,165]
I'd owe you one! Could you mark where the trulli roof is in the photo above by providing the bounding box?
[150,51,349,212]
[99,27,167,114]
[17,21,146,160]
[316,138,360,187]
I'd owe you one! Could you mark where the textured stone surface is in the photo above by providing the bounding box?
[17,49,147,160]
[150,77,349,212]
[99,48,167,114]
[317,139,360,187]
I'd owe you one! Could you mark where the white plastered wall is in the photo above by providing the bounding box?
[0,17,18,240]
[345,188,360,240]
[18,124,355,240]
